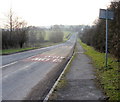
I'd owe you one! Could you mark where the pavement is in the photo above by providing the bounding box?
[1,34,76,101]
[52,42,106,101]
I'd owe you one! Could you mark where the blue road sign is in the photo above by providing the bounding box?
[99,9,114,20]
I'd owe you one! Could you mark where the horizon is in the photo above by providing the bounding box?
[0,0,113,28]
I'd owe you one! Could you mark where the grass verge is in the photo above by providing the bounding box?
[1,47,39,55]
[1,42,62,55]
[1,31,71,55]
[63,31,71,41]
[78,39,120,101]
[45,30,70,42]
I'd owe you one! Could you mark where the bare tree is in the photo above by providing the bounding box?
[3,8,28,48]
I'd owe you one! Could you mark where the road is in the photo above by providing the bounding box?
[1,34,76,101]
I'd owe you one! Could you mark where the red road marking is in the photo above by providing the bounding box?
[23,55,65,63]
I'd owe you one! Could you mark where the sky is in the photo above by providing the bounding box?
[0,0,114,27]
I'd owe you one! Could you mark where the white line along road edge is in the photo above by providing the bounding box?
[43,52,75,102]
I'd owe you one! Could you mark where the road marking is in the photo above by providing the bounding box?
[3,62,36,79]
[1,55,65,69]
[1,54,41,69]
[23,55,65,63]
[43,52,75,102]
[52,59,62,63]
[0,61,18,69]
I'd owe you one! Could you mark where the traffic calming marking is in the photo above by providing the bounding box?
[23,55,65,63]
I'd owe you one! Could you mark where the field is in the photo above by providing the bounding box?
[45,30,70,41]
[1,47,38,55]
[1,31,71,55]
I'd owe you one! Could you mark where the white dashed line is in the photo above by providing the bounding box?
[1,54,41,69]
[3,62,36,79]
[0,61,18,69]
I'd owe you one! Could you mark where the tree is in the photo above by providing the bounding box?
[80,1,120,59]
[27,26,46,47]
[3,9,28,48]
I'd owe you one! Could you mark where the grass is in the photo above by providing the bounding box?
[63,31,71,41]
[45,30,70,41]
[1,47,38,55]
[78,39,120,101]
[1,41,61,55]
[39,42,61,47]
[1,31,71,55]
[45,30,51,41]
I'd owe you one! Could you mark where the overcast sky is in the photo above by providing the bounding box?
[0,0,113,27]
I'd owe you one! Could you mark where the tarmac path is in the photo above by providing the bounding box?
[54,42,106,101]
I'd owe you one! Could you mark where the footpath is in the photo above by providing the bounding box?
[51,42,106,101]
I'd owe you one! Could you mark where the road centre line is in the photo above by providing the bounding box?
[0,61,18,69]
[3,62,37,79]
[1,54,40,69]
[1,54,65,68]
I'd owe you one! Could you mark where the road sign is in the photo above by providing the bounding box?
[99,9,114,67]
[99,9,114,20]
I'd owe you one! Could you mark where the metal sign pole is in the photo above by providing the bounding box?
[105,9,108,67]
[99,9,114,68]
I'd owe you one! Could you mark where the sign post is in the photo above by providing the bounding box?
[99,9,114,67]
[105,9,108,67]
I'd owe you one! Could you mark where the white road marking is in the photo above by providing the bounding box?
[52,59,62,63]
[1,54,42,69]
[31,58,50,62]
[45,58,50,61]
[60,56,65,59]
[0,61,18,69]
[1,55,64,72]
[3,62,36,79]
[23,55,65,63]
[43,52,75,102]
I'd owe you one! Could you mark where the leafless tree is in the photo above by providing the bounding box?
[2,8,28,48]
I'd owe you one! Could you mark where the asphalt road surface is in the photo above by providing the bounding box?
[1,34,76,101]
